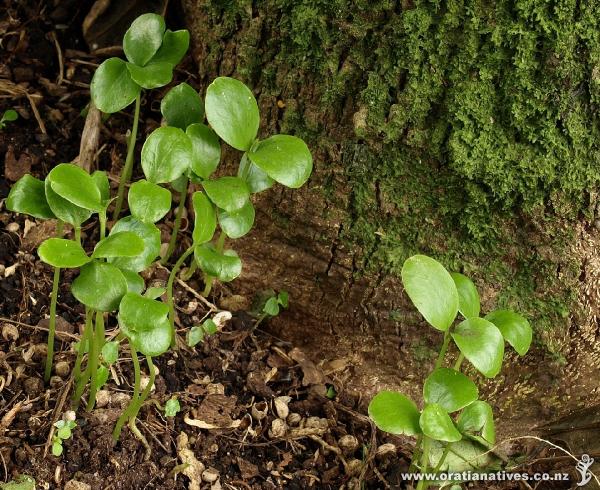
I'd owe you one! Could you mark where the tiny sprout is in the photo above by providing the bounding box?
[0,109,18,129]
[164,398,181,417]
[187,318,218,347]
[52,419,77,457]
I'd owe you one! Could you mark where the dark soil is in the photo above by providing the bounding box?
[0,1,585,489]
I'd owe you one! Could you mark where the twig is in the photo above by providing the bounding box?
[49,31,64,86]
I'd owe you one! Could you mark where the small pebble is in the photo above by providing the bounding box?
[376,443,397,458]
[274,396,291,419]
[6,222,20,233]
[201,468,220,483]
[346,459,363,477]
[95,390,110,408]
[23,377,43,397]
[338,434,359,454]
[268,418,287,438]
[1,323,18,341]
[287,412,302,426]
[64,480,91,490]
[54,361,70,378]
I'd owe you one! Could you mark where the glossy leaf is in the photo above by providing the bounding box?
[419,403,462,442]
[451,318,504,378]
[187,123,220,178]
[192,191,216,244]
[368,391,421,436]
[205,77,259,151]
[91,58,141,113]
[91,171,110,204]
[71,261,128,312]
[126,61,173,89]
[401,255,459,331]
[120,268,145,294]
[101,341,119,365]
[150,29,189,66]
[141,126,192,184]
[1,109,18,123]
[194,244,242,282]
[38,238,90,268]
[248,135,312,189]
[485,309,532,356]
[144,286,166,299]
[92,231,144,258]
[263,297,279,316]
[128,179,172,223]
[278,291,289,308]
[161,83,204,130]
[123,13,165,67]
[108,216,160,272]
[238,153,273,193]
[44,179,91,226]
[457,401,495,444]
[218,200,255,239]
[202,176,250,212]
[6,175,55,219]
[48,164,103,212]
[451,272,480,319]
[423,368,478,413]
[118,293,171,357]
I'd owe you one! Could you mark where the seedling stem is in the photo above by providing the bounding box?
[161,178,188,265]
[44,221,64,382]
[202,232,225,296]
[167,244,195,347]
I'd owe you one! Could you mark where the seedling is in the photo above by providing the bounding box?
[368,255,532,490]
[0,475,35,490]
[164,397,181,417]
[186,318,217,347]
[0,109,18,129]
[51,419,77,456]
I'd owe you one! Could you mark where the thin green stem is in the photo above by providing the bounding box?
[74,226,81,245]
[161,179,189,265]
[99,209,107,239]
[180,260,197,281]
[112,93,141,221]
[416,436,431,490]
[202,233,226,296]
[433,443,452,473]
[167,245,195,347]
[85,311,104,411]
[113,344,141,441]
[72,308,93,389]
[44,221,64,383]
[454,353,465,371]
[435,329,451,370]
[408,434,423,472]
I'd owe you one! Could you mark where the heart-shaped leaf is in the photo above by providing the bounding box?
[149,29,189,66]
[263,297,280,316]
[123,13,165,67]
[162,83,204,130]
[485,309,532,356]
[248,135,312,189]
[194,244,242,282]
[118,292,171,357]
[48,164,103,212]
[187,318,217,347]
[401,255,459,331]
[368,391,421,436]
[119,268,145,294]
[423,368,478,413]
[205,77,259,151]
[91,58,141,113]
[144,286,166,299]
[451,272,480,319]
[238,153,273,193]
[419,403,462,442]
[457,400,495,444]
[202,176,250,212]
[6,175,55,219]
[91,171,110,204]
[38,238,90,268]
[192,191,216,244]
[141,126,192,184]
[92,231,145,259]
[187,123,220,178]
[451,318,504,378]
[107,216,160,272]
[126,61,173,89]
[71,261,128,311]
[45,179,92,226]
[128,180,172,224]
[218,200,255,239]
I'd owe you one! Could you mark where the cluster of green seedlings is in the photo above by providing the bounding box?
[6,13,311,450]
[369,255,532,490]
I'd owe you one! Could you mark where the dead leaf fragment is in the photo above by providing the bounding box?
[176,431,205,490]
[289,348,326,386]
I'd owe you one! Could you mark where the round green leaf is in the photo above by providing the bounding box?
[192,191,216,244]
[419,403,462,442]
[218,200,255,239]
[123,13,165,67]
[120,268,145,294]
[91,58,141,113]
[57,425,72,440]
[164,398,181,417]
[71,261,128,312]
[101,341,119,365]
[150,29,189,66]
[401,255,459,331]
[45,179,91,226]
[91,171,110,204]
[107,216,160,272]
[248,135,313,189]
[238,153,274,193]
[2,109,18,122]
[457,400,495,444]
[451,318,505,378]
[263,297,280,316]
[118,292,171,357]
[162,83,204,130]
[368,391,421,436]
[92,231,145,259]
[194,245,242,282]
[6,175,55,219]
[205,77,259,151]
[128,179,172,223]
[202,176,250,212]
[485,309,532,356]
[141,126,193,184]
[48,164,103,212]
[451,272,480,319]
[126,61,173,89]
[52,442,63,457]
[187,123,220,178]
[423,368,478,413]
[38,238,90,268]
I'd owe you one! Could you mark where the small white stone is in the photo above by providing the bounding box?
[268,418,287,438]
[201,468,220,483]
[274,396,291,419]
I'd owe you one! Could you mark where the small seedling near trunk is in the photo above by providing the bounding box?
[368,255,532,490]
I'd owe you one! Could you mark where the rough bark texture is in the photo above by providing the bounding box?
[181,0,600,435]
